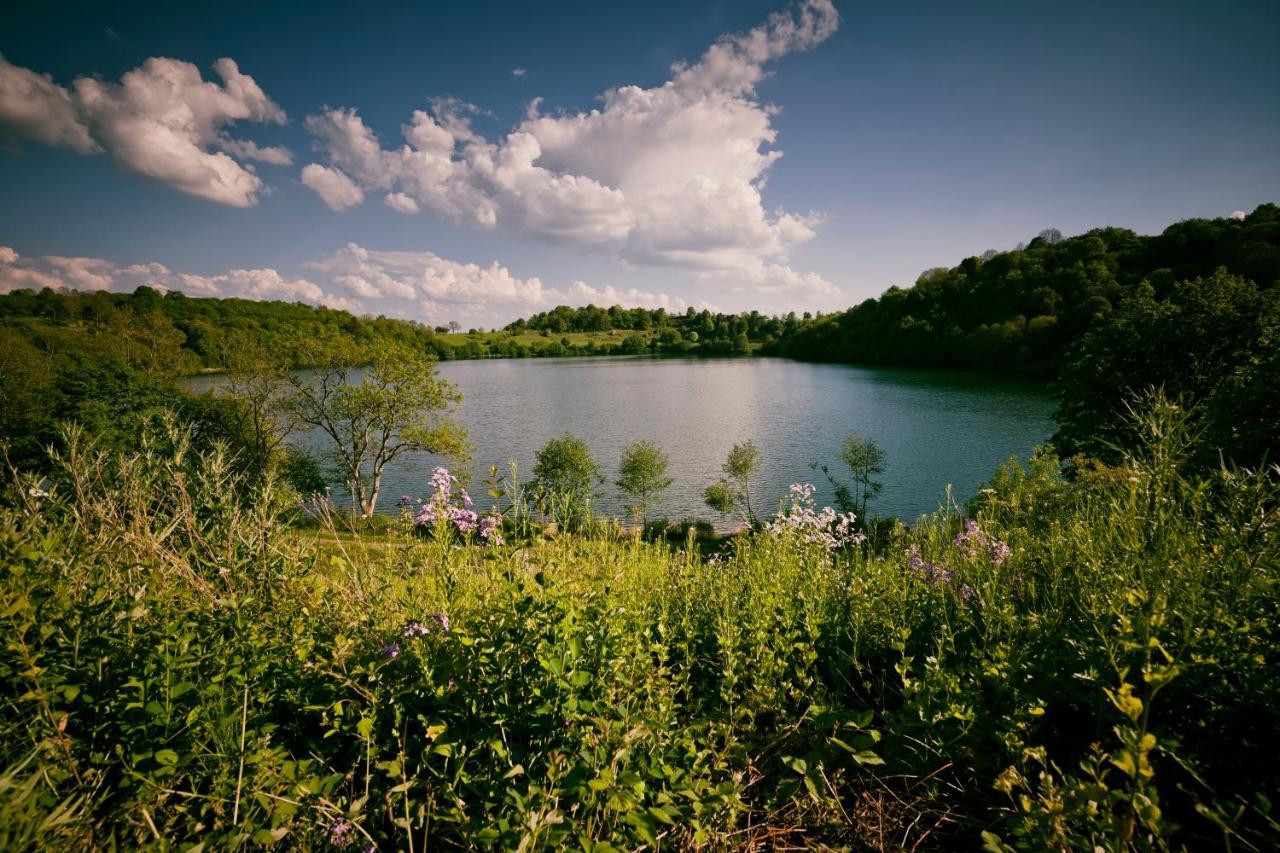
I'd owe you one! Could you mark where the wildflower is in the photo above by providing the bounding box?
[430,466,455,496]
[28,485,49,498]
[328,817,355,847]
[923,563,953,585]
[767,483,866,551]
[957,583,975,601]
[382,642,400,659]
[432,611,450,633]
[399,495,414,505]
[403,622,430,638]
[478,515,504,546]
[906,544,924,571]
[448,505,478,533]
[954,518,1011,565]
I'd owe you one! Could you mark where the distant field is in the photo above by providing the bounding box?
[438,329,653,349]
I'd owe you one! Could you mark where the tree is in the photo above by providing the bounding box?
[837,434,885,519]
[704,440,760,523]
[1054,269,1280,471]
[532,433,602,529]
[615,440,673,524]
[284,343,467,518]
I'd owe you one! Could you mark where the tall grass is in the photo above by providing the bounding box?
[0,401,1276,849]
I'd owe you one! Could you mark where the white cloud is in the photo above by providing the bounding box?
[1229,210,1247,221]
[0,245,336,307]
[0,241,688,328]
[0,56,98,152]
[298,0,840,298]
[511,67,528,79]
[383,192,420,214]
[0,55,289,206]
[568,281,689,312]
[217,136,293,165]
[301,163,365,210]
[307,242,686,325]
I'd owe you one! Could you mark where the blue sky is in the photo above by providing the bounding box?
[1,0,1277,325]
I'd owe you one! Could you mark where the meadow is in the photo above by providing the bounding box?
[2,398,1276,850]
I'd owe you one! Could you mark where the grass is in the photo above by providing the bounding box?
[0,403,1277,849]
[439,329,652,348]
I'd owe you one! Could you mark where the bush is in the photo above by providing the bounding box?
[1,404,1277,848]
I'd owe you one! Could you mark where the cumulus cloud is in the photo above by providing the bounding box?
[0,242,686,327]
[383,192,420,214]
[0,54,289,206]
[301,163,365,210]
[0,57,98,152]
[307,243,687,325]
[297,0,840,298]
[0,245,345,308]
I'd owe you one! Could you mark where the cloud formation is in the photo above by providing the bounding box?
[0,245,340,306]
[298,0,839,297]
[0,243,686,327]
[0,54,288,206]
[307,243,688,324]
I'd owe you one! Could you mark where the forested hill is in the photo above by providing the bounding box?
[0,286,797,373]
[768,204,1280,373]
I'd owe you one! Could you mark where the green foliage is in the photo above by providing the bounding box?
[531,433,602,530]
[284,342,467,517]
[814,433,886,520]
[615,440,673,524]
[704,440,761,523]
[773,204,1280,373]
[1054,268,1280,470]
[0,403,1278,848]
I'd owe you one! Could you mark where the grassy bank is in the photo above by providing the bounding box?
[1,405,1277,850]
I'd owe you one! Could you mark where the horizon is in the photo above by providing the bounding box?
[2,0,1277,326]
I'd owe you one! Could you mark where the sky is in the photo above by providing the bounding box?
[1,0,1277,327]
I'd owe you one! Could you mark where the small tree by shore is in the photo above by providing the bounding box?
[704,439,761,524]
[284,343,467,518]
[615,440,673,525]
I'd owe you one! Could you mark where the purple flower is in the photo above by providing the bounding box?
[399,495,415,505]
[957,583,975,601]
[448,506,478,533]
[328,817,355,847]
[954,518,1011,565]
[923,563,953,585]
[403,622,430,638]
[432,611,450,633]
[430,466,455,496]
[479,515,504,546]
[382,642,400,659]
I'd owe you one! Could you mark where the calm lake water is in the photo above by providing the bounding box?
[193,356,1056,523]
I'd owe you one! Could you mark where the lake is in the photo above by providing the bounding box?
[193,356,1056,524]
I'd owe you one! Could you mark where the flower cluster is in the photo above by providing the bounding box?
[907,543,953,585]
[954,519,1012,565]
[403,611,450,637]
[907,544,978,601]
[765,483,865,551]
[328,817,355,847]
[411,467,502,545]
